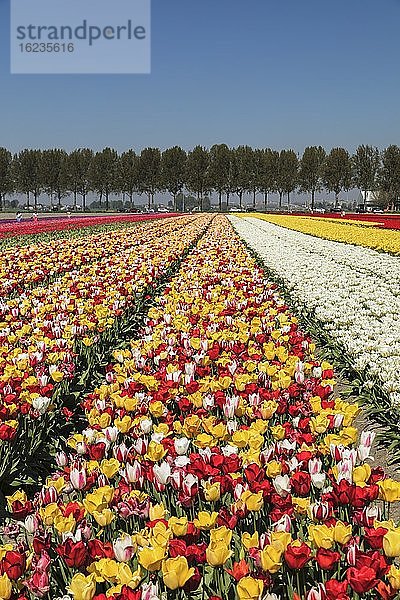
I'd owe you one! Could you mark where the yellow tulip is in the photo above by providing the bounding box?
[145,441,167,462]
[242,531,259,550]
[98,413,111,428]
[114,416,133,433]
[194,433,215,449]
[310,414,330,436]
[383,530,400,557]
[92,508,114,527]
[168,516,188,537]
[270,425,285,441]
[270,531,292,553]
[162,556,195,590]
[266,460,282,478]
[50,370,64,382]
[149,503,166,521]
[203,481,221,502]
[231,430,250,448]
[259,400,278,420]
[100,458,120,479]
[308,524,335,549]
[6,490,27,509]
[0,574,12,600]
[138,545,166,571]
[260,545,282,573]
[40,502,62,526]
[193,511,218,530]
[241,490,264,512]
[151,521,171,549]
[88,558,119,582]
[352,463,371,486]
[378,479,400,502]
[210,526,233,546]
[83,486,114,514]
[293,496,310,515]
[333,521,352,545]
[237,576,264,600]
[149,401,165,418]
[388,565,400,590]
[67,573,97,600]
[206,541,232,566]
[54,514,76,534]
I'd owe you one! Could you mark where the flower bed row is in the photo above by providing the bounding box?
[0,218,184,298]
[2,215,400,600]
[295,213,400,231]
[0,214,179,241]
[0,216,210,494]
[241,214,400,255]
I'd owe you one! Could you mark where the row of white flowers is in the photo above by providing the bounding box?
[230,216,400,408]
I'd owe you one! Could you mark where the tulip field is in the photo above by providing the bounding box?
[2,214,400,600]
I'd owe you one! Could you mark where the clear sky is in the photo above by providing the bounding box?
[1,0,400,154]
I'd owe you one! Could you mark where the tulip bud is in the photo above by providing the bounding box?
[97,474,109,488]
[347,541,358,566]
[360,505,381,527]
[311,473,326,490]
[308,458,322,475]
[32,396,51,415]
[336,458,353,483]
[141,582,160,600]
[113,534,136,562]
[273,475,291,497]
[124,460,142,483]
[333,413,344,428]
[24,514,39,534]
[39,486,58,505]
[105,372,115,383]
[105,426,119,443]
[182,473,198,497]
[310,502,330,521]
[134,437,148,455]
[114,442,129,462]
[70,465,87,490]
[75,442,87,455]
[174,437,190,455]
[55,451,68,467]
[307,583,326,600]
[234,483,248,502]
[153,461,171,485]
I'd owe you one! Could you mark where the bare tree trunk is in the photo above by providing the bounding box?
[311,190,315,211]
[226,191,230,209]
[279,191,283,208]
[219,191,222,211]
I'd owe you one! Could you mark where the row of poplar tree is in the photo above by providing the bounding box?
[0,144,399,211]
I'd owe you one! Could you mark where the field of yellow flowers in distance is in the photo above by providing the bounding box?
[241,214,400,255]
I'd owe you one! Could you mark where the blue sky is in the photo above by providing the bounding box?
[1,0,400,154]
